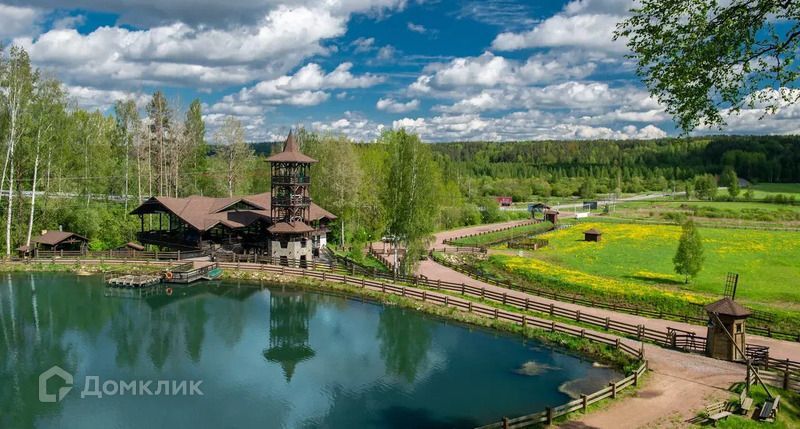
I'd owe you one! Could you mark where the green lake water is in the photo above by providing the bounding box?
[0,272,619,428]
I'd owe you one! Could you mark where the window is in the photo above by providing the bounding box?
[279,256,288,266]
[735,323,742,333]
[301,239,307,248]
[280,240,288,249]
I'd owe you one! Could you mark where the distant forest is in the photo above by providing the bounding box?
[251,135,800,201]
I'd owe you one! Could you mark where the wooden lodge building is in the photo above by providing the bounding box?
[130,132,335,261]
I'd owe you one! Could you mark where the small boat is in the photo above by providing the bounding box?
[204,267,223,280]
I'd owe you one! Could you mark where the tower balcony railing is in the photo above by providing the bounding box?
[271,196,311,207]
[271,175,310,185]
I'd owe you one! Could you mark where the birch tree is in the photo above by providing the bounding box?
[380,129,439,274]
[303,133,363,248]
[214,117,253,197]
[114,99,139,210]
[1,47,36,256]
[25,78,64,248]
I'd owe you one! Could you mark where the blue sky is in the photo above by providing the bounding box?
[1,0,798,141]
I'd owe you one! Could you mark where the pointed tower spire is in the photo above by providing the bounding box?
[266,130,317,163]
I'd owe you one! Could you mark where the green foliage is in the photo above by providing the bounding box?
[302,132,363,247]
[381,129,440,273]
[720,166,740,198]
[617,0,800,131]
[673,220,705,284]
[694,174,718,200]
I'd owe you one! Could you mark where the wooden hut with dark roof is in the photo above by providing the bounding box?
[130,132,335,259]
[583,228,602,242]
[705,297,752,361]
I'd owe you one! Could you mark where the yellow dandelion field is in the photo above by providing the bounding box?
[492,221,800,309]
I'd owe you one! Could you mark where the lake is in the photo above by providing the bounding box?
[0,272,619,428]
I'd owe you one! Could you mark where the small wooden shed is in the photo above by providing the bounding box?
[544,209,559,224]
[31,230,89,252]
[496,196,513,207]
[705,297,751,361]
[583,228,602,242]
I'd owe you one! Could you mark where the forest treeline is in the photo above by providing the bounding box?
[2,44,798,268]
[430,136,800,200]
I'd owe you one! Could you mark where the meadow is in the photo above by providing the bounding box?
[608,200,800,228]
[483,220,800,327]
[750,182,800,198]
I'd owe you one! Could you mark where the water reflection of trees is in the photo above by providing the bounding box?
[0,273,75,428]
[376,306,432,383]
[0,273,261,427]
[263,287,316,382]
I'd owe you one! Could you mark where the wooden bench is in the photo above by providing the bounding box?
[759,395,781,422]
[705,402,732,426]
[739,389,754,415]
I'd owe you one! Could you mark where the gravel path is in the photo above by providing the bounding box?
[415,220,799,428]
[421,221,800,362]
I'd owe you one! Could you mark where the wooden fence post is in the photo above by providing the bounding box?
[634,370,639,387]
[546,407,553,425]
[784,360,791,390]
[610,382,617,399]
[581,394,588,413]
[549,303,554,317]
[576,310,581,323]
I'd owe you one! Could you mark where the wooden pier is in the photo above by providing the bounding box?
[107,274,163,288]
[163,261,221,284]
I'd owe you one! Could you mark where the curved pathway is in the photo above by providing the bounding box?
[420,221,800,362]
[416,220,800,427]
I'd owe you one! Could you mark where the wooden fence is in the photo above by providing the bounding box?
[18,253,800,396]
[33,248,208,261]
[477,361,648,428]
[431,253,800,342]
[442,220,540,247]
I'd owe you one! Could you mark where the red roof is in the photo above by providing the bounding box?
[266,131,317,164]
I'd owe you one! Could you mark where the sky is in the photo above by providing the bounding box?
[1,0,798,142]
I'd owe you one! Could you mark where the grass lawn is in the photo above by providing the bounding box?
[448,221,553,246]
[608,200,800,228]
[750,183,800,198]
[715,384,800,429]
[484,220,800,326]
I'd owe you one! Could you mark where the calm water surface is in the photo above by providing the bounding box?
[0,272,619,428]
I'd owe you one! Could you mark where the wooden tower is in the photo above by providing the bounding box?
[266,131,317,265]
[705,297,751,361]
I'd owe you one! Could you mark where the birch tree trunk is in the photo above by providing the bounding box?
[5,156,16,256]
[26,128,42,247]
